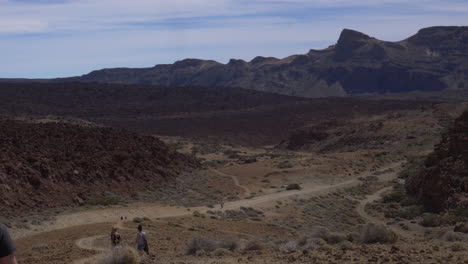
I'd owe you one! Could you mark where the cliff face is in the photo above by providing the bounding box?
[49,26,468,98]
[406,111,468,211]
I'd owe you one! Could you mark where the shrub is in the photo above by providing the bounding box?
[277,161,294,169]
[420,214,442,227]
[338,240,355,251]
[454,222,468,234]
[219,237,240,251]
[398,156,425,179]
[186,237,219,255]
[286,184,301,190]
[307,227,346,244]
[98,246,139,264]
[279,238,325,253]
[384,205,424,219]
[382,191,406,203]
[357,224,398,244]
[87,192,122,206]
[211,248,233,257]
[450,243,465,252]
[132,217,142,223]
[400,196,419,207]
[244,240,262,251]
[441,231,466,242]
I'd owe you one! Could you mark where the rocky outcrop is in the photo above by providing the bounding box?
[44,26,468,98]
[406,111,468,211]
[0,120,198,213]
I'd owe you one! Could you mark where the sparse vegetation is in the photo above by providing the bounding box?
[357,224,397,244]
[441,231,467,242]
[286,183,301,190]
[420,213,442,227]
[87,192,122,206]
[382,190,406,203]
[398,156,425,179]
[98,246,139,264]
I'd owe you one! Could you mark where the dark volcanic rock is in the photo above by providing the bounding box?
[40,26,468,98]
[0,120,198,213]
[406,111,468,211]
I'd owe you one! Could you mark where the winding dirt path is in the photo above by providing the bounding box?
[73,235,107,264]
[356,185,412,240]
[211,168,252,197]
[17,163,403,264]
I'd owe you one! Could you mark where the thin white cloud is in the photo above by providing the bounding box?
[0,0,467,77]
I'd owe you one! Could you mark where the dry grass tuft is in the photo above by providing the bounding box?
[98,246,139,264]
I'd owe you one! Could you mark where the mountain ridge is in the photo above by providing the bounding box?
[4,26,468,98]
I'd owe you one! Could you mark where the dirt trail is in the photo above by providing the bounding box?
[73,235,107,264]
[12,163,402,240]
[356,186,412,240]
[211,168,252,197]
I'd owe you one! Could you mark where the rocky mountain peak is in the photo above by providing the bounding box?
[334,29,373,61]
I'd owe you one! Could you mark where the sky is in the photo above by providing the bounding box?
[0,0,467,78]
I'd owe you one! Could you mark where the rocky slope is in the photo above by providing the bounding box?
[406,111,468,211]
[0,120,198,213]
[53,26,468,97]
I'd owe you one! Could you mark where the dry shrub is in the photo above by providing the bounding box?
[220,237,240,251]
[244,240,263,251]
[358,224,397,244]
[186,236,244,255]
[307,227,346,244]
[450,243,465,252]
[186,237,219,255]
[338,240,355,251]
[441,231,467,242]
[98,246,139,264]
[279,226,345,253]
[280,238,325,253]
[211,248,233,257]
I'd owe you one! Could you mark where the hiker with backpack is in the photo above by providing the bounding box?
[110,227,122,248]
[135,224,149,256]
[0,224,17,264]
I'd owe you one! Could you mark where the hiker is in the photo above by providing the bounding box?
[220,198,225,209]
[110,227,122,248]
[0,224,17,264]
[135,224,149,256]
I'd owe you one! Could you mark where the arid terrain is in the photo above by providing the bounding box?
[0,80,466,263]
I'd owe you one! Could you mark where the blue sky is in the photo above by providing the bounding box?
[0,0,467,78]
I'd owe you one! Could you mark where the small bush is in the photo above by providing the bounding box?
[286,184,301,190]
[211,248,233,257]
[454,222,468,234]
[358,224,397,244]
[399,156,425,179]
[441,231,466,242]
[382,191,406,203]
[400,196,419,207]
[277,161,294,169]
[280,238,325,253]
[219,237,240,251]
[338,240,355,251]
[384,205,424,219]
[420,214,442,227]
[450,243,465,252]
[307,227,346,244]
[244,240,262,251]
[132,217,142,223]
[87,192,122,206]
[98,246,139,264]
[186,237,219,255]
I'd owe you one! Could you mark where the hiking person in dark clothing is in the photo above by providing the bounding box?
[0,224,17,264]
[110,227,122,248]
